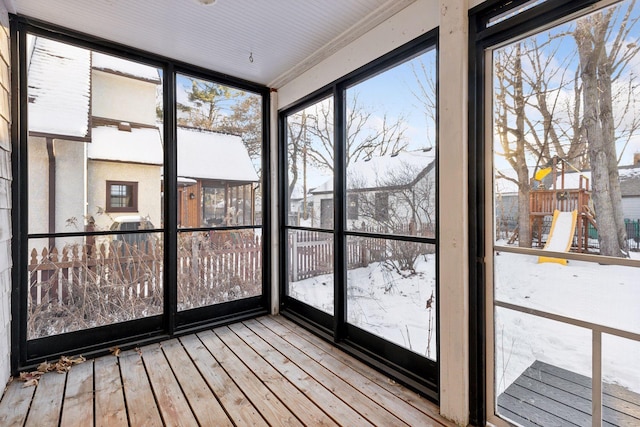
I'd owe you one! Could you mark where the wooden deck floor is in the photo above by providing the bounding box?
[0,315,452,426]
[498,360,640,427]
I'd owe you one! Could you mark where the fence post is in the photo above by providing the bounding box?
[291,234,298,282]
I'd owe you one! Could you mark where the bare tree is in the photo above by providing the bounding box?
[303,94,409,171]
[495,43,533,247]
[574,1,640,257]
[493,1,640,255]
[349,161,435,273]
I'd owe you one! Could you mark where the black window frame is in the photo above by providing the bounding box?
[279,29,439,402]
[468,0,600,424]
[10,15,271,372]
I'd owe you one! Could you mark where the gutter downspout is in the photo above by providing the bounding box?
[46,137,55,249]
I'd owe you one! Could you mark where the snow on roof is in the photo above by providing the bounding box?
[88,126,163,165]
[496,164,640,196]
[620,166,640,197]
[557,165,640,197]
[92,52,161,83]
[312,151,434,193]
[28,37,91,138]
[177,128,259,182]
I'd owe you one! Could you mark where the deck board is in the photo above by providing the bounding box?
[0,315,452,426]
[94,354,127,427]
[263,315,445,427]
[180,333,268,426]
[269,315,449,423]
[245,318,409,426]
[499,360,640,427]
[140,343,199,427]
[119,349,163,426]
[228,321,375,426]
[60,360,94,427]
[0,379,35,426]
[215,326,338,427]
[24,368,66,427]
[198,329,303,426]
[161,338,233,427]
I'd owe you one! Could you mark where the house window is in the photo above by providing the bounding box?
[107,181,138,212]
[347,194,358,220]
[374,192,388,222]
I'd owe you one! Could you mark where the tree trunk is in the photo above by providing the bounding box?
[514,46,532,248]
[598,58,629,255]
[575,15,627,257]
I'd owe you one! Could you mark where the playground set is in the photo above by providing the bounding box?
[529,157,597,262]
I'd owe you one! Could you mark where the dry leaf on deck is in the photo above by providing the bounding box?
[22,378,38,388]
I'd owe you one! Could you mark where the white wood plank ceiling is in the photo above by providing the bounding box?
[7,0,416,87]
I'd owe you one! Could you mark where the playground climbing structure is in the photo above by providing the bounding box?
[529,157,596,253]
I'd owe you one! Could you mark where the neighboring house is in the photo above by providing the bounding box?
[27,36,259,249]
[28,36,163,247]
[310,151,436,234]
[547,164,640,220]
[176,127,259,228]
[27,36,94,249]
[620,158,640,219]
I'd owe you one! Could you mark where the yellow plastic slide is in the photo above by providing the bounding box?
[538,209,578,265]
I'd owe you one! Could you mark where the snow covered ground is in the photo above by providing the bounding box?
[289,246,640,396]
[494,250,640,395]
[289,253,437,360]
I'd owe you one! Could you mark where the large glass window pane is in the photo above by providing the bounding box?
[345,49,436,237]
[346,237,436,359]
[27,233,164,339]
[177,230,262,311]
[285,97,334,229]
[492,0,640,259]
[286,230,334,314]
[494,252,639,334]
[490,1,640,424]
[602,334,640,426]
[176,74,262,228]
[495,308,592,426]
[26,34,164,336]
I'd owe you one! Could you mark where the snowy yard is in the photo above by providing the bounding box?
[494,250,640,395]
[289,254,437,360]
[289,247,639,396]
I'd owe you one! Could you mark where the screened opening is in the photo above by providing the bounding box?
[476,0,640,424]
[280,31,439,398]
[15,21,269,365]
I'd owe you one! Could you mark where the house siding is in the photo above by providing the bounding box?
[623,196,640,221]
[0,0,11,386]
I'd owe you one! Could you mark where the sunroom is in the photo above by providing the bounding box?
[0,0,639,426]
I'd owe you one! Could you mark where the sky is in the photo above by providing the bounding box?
[492,0,640,174]
[287,47,438,193]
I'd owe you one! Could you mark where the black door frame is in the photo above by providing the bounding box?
[279,29,440,401]
[10,15,271,372]
[467,1,600,424]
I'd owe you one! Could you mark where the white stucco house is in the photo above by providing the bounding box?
[27,36,259,248]
[310,151,436,235]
